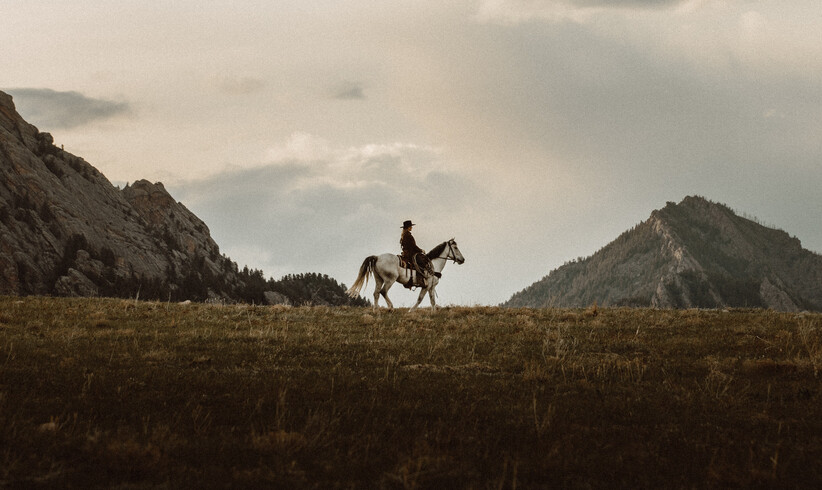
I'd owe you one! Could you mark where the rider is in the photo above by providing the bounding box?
[400,220,432,288]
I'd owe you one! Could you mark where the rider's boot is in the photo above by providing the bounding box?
[404,270,416,289]
[420,271,431,288]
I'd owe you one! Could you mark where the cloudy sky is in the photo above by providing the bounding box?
[4,1,821,306]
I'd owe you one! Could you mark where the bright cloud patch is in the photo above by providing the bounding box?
[476,0,690,23]
[170,134,478,288]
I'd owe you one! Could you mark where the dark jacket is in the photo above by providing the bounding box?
[400,229,424,262]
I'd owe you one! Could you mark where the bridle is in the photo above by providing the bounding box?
[440,240,462,263]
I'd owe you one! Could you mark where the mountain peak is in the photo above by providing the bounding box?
[504,197,822,311]
[0,90,237,300]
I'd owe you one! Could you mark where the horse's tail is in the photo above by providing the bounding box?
[346,256,377,298]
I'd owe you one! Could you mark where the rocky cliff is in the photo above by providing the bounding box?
[0,89,256,301]
[504,196,822,311]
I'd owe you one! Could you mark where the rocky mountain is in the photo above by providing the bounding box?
[0,89,366,305]
[504,196,822,311]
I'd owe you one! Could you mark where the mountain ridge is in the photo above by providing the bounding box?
[504,196,822,311]
[0,89,365,306]
[1,89,252,300]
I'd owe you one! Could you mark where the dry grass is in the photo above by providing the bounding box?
[1,297,822,488]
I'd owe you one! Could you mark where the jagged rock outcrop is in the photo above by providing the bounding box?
[0,90,248,301]
[1,89,370,306]
[504,196,822,311]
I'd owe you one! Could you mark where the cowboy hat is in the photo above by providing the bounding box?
[401,220,416,228]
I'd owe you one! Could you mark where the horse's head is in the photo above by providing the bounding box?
[448,238,465,265]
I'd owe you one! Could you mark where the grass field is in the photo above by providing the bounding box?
[2,296,822,488]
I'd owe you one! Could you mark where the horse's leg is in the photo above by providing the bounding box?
[410,286,427,311]
[428,287,437,311]
[373,259,397,311]
[372,275,384,311]
[381,281,395,311]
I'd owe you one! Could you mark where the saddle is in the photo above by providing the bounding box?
[398,253,438,289]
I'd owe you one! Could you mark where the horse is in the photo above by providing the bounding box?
[346,238,465,311]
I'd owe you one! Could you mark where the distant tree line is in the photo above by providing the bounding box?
[49,232,368,306]
[234,268,370,307]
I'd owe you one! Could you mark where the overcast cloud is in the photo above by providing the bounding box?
[4,88,130,129]
[169,134,481,300]
[3,1,821,305]
[217,77,267,96]
[476,0,692,23]
[331,81,367,100]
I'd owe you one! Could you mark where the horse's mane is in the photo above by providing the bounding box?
[427,242,447,260]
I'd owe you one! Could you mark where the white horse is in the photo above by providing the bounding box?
[346,238,465,311]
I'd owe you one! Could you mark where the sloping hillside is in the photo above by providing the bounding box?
[0,89,365,305]
[0,90,247,300]
[504,196,822,311]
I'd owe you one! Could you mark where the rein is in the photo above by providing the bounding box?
[434,241,458,263]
